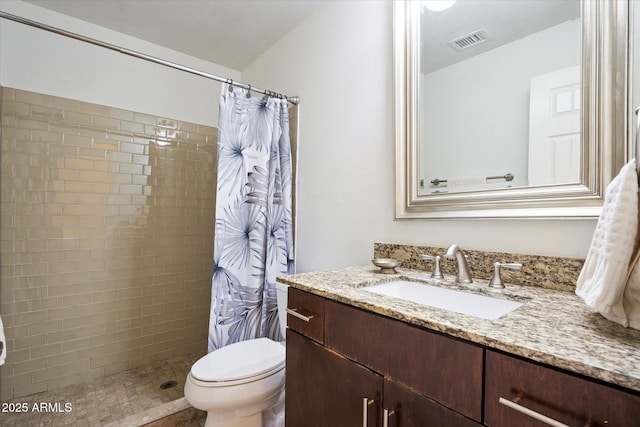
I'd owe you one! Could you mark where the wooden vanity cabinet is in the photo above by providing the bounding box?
[285,288,640,427]
[485,350,640,427]
[285,288,483,426]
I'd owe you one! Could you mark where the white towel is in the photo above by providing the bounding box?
[623,213,640,329]
[0,314,6,366]
[576,159,639,327]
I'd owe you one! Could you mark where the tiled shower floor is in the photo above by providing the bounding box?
[1,353,205,426]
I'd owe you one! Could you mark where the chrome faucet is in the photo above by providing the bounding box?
[444,244,473,284]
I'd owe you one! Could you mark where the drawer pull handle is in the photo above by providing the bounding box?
[499,397,570,427]
[383,408,397,427]
[362,397,374,427]
[286,308,314,322]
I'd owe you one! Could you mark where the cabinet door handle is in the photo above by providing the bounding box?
[499,397,570,427]
[286,308,314,322]
[383,408,396,427]
[362,397,374,427]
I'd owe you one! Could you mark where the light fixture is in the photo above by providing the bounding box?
[423,0,457,12]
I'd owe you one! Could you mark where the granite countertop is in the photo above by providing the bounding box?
[277,265,640,393]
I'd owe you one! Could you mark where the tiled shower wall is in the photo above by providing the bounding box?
[0,87,217,400]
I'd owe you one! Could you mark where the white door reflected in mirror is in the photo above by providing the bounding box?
[528,66,581,186]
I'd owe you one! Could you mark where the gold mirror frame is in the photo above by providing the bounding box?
[394,0,632,219]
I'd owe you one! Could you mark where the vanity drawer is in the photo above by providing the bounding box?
[325,300,387,370]
[485,350,640,427]
[286,288,325,344]
[325,300,483,422]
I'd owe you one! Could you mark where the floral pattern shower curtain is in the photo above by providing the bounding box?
[208,84,294,351]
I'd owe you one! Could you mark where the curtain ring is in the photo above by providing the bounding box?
[246,84,251,98]
[228,79,233,92]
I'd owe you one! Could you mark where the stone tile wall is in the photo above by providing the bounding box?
[374,243,585,292]
[0,87,216,400]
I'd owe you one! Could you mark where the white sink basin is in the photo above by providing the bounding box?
[363,280,523,320]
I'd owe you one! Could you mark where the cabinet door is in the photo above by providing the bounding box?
[383,379,482,427]
[485,350,640,427]
[286,329,383,427]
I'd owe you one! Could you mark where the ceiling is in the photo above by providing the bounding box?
[421,0,581,73]
[22,0,323,70]
[19,0,581,74]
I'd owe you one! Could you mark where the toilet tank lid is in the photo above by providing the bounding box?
[191,338,285,382]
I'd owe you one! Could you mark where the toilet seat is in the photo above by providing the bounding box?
[191,338,285,386]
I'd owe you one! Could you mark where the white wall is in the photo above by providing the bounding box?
[243,1,597,273]
[0,0,240,126]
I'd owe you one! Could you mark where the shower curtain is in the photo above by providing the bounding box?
[208,83,294,351]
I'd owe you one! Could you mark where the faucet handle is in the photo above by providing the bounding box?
[421,254,444,279]
[489,262,523,289]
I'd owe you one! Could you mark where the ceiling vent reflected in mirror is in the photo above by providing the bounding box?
[448,29,491,51]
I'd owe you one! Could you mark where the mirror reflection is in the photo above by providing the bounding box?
[419,0,581,195]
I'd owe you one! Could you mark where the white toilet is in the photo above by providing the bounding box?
[185,282,289,427]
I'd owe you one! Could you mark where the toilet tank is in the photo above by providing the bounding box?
[276,282,289,339]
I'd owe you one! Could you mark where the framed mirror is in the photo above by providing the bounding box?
[394,0,632,219]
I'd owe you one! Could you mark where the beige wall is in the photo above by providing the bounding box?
[0,87,216,400]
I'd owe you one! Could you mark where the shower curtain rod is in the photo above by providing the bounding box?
[0,11,300,105]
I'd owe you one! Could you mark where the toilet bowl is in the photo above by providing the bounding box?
[185,282,289,427]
